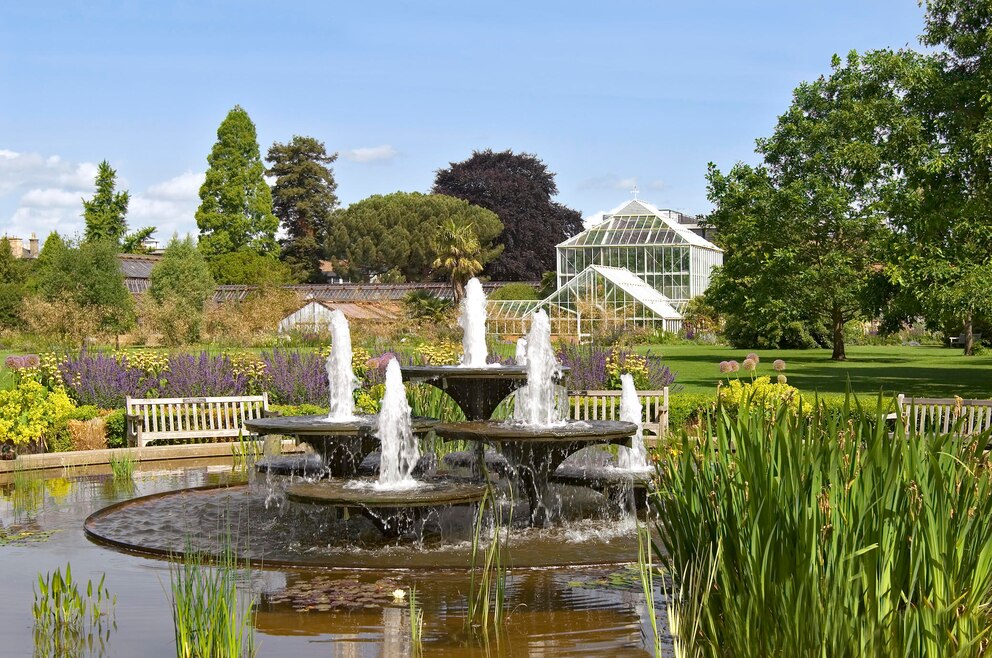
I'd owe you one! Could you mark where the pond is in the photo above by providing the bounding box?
[0,459,670,657]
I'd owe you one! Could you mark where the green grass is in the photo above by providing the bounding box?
[640,344,992,398]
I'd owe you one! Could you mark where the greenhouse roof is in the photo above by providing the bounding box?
[559,199,720,250]
[546,265,682,320]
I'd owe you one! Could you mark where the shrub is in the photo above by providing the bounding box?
[404,291,453,323]
[0,378,76,449]
[59,352,151,408]
[654,398,992,656]
[668,392,715,431]
[159,353,248,398]
[104,409,127,448]
[559,345,677,391]
[488,283,539,301]
[717,376,801,416]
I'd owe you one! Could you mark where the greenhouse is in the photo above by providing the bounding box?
[556,199,722,309]
[488,199,722,338]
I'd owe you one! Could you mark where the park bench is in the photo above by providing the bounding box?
[568,388,669,442]
[125,394,271,448]
[949,333,982,347]
[892,394,992,436]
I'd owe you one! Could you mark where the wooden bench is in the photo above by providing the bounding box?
[568,388,669,441]
[949,333,982,347]
[125,394,271,448]
[893,394,992,436]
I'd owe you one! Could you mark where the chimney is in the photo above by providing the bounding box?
[7,237,22,258]
[29,232,38,258]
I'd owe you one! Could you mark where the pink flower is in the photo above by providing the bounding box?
[728,360,740,373]
[742,358,757,372]
[746,352,760,363]
[719,361,732,373]
[773,359,786,372]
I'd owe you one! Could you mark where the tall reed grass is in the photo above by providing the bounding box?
[108,450,137,481]
[653,395,992,657]
[408,586,424,657]
[466,486,509,638]
[33,563,116,656]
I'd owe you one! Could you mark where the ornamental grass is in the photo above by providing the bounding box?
[653,395,992,658]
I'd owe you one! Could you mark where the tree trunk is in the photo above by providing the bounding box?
[964,313,974,356]
[831,304,847,361]
[453,278,465,304]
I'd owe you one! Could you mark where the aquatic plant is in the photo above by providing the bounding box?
[637,524,663,657]
[109,450,137,481]
[231,432,261,471]
[409,586,424,657]
[653,395,992,657]
[169,545,256,658]
[466,486,509,638]
[32,563,115,657]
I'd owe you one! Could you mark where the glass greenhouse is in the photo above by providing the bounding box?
[488,199,722,339]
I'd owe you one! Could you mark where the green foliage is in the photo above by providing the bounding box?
[67,405,100,422]
[196,105,278,263]
[488,282,538,301]
[169,545,256,658]
[717,376,801,415]
[267,135,338,283]
[83,160,130,244]
[404,291,453,323]
[654,397,992,657]
[0,378,76,448]
[31,235,135,336]
[538,271,557,299]
[33,564,115,658]
[667,392,714,430]
[149,235,215,342]
[104,408,126,448]
[326,192,502,283]
[208,249,292,285]
[109,450,137,480]
[0,238,30,329]
[432,218,496,301]
[433,149,583,280]
[466,487,509,638]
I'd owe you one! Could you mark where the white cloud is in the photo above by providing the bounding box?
[21,187,81,208]
[146,171,204,201]
[577,174,642,193]
[342,145,398,164]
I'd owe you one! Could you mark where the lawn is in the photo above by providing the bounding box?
[642,344,992,398]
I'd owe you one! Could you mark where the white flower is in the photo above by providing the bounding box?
[392,589,407,601]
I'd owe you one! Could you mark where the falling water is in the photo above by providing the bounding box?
[515,337,528,366]
[376,360,421,489]
[459,278,489,367]
[617,374,651,471]
[326,310,358,420]
[513,310,564,426]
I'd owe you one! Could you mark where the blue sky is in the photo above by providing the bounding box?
[0,1,927,244]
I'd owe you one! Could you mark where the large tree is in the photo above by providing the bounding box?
[884,1,992,355]
[196,106,278,269]
[326,192,502,283]
[433,149,582,280]
[266,136,339,282]
[707,50,909,359]
[432,218,485,302]
[0,238,30,329]
[82,160,155,252]
[149,235,215,342]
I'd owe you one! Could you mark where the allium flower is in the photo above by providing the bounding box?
[746,352,760,363]
[719,360,732,374]
[728,360,740,372]
[777,374,788,385]
[5,354,40,370]
[742,358,757,372]
[773,359,786,372]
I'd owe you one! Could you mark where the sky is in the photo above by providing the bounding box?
[0,1,928,245]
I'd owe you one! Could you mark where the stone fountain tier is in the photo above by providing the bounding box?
[244,415,438,478]
[255,453,326,478]
[551,465,654,510]
[402,365,568,421]
[286,478,486,537]
[433,420,637,526]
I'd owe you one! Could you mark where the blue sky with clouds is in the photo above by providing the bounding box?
[0,1,927,244]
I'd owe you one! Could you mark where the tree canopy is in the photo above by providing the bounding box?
[149,235,215,341]
[267,136,339,283]
[0,238,30,329]
[326,192,502,283]
[196,106,279,267]
[433,149,582,280]
[82,160,155,252]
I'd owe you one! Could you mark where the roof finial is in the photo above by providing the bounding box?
[630,184,639,200]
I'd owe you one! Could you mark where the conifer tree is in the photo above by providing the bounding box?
[82,160,130,243]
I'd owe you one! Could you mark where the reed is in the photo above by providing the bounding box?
[231,431,262,471]
[408,586,424,657]
[32,563,116,657]
[466,485,509,638]
[169,544,256,658]
[637,523,663,656]
[108,450,137,481]
[653,393,992,657]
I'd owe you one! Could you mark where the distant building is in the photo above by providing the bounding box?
[1,233,40,259]
[278,299,402,333]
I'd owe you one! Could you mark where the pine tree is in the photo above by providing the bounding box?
[196,106,278,264]
[267,136,338,282]
[83,160,130,243]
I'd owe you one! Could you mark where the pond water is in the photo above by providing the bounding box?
[0,459,671,656]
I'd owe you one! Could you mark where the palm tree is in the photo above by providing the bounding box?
[433,219,484,302]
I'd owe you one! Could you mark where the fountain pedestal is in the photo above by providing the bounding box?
[401,366,531,421]
[244,415,438,478]
[434,420,636,527]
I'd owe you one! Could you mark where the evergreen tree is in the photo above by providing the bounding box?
[432,219,485,302]
[149,235,215,341]
[0,238,29,329]
[433,149,582,280]
[196,106,278,266]
[83,160,130,243]
[266,136,338,282]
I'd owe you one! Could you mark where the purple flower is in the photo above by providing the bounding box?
[4,354,39,370]
[261,350,328,406]
[719,361,732,374]
[59,352,152,408]
[159,353,247,398]
[558,345,609,390]
[746,352,760,363]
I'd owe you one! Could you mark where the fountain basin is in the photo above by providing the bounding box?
[401,365,530,421]
[244,414,438,478]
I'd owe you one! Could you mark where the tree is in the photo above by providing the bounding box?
[196,106,278,267]
[433,149,582,280]
[209,250,293,286]
[432,219,484,302]
[326,192,502,283]
[266,136,338,282]
[82,160,155,252]
[30,234,135,340]
[884,2,992,355]
[0,238,30,329]
[149,235,215,342]
[707,50,909,359]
